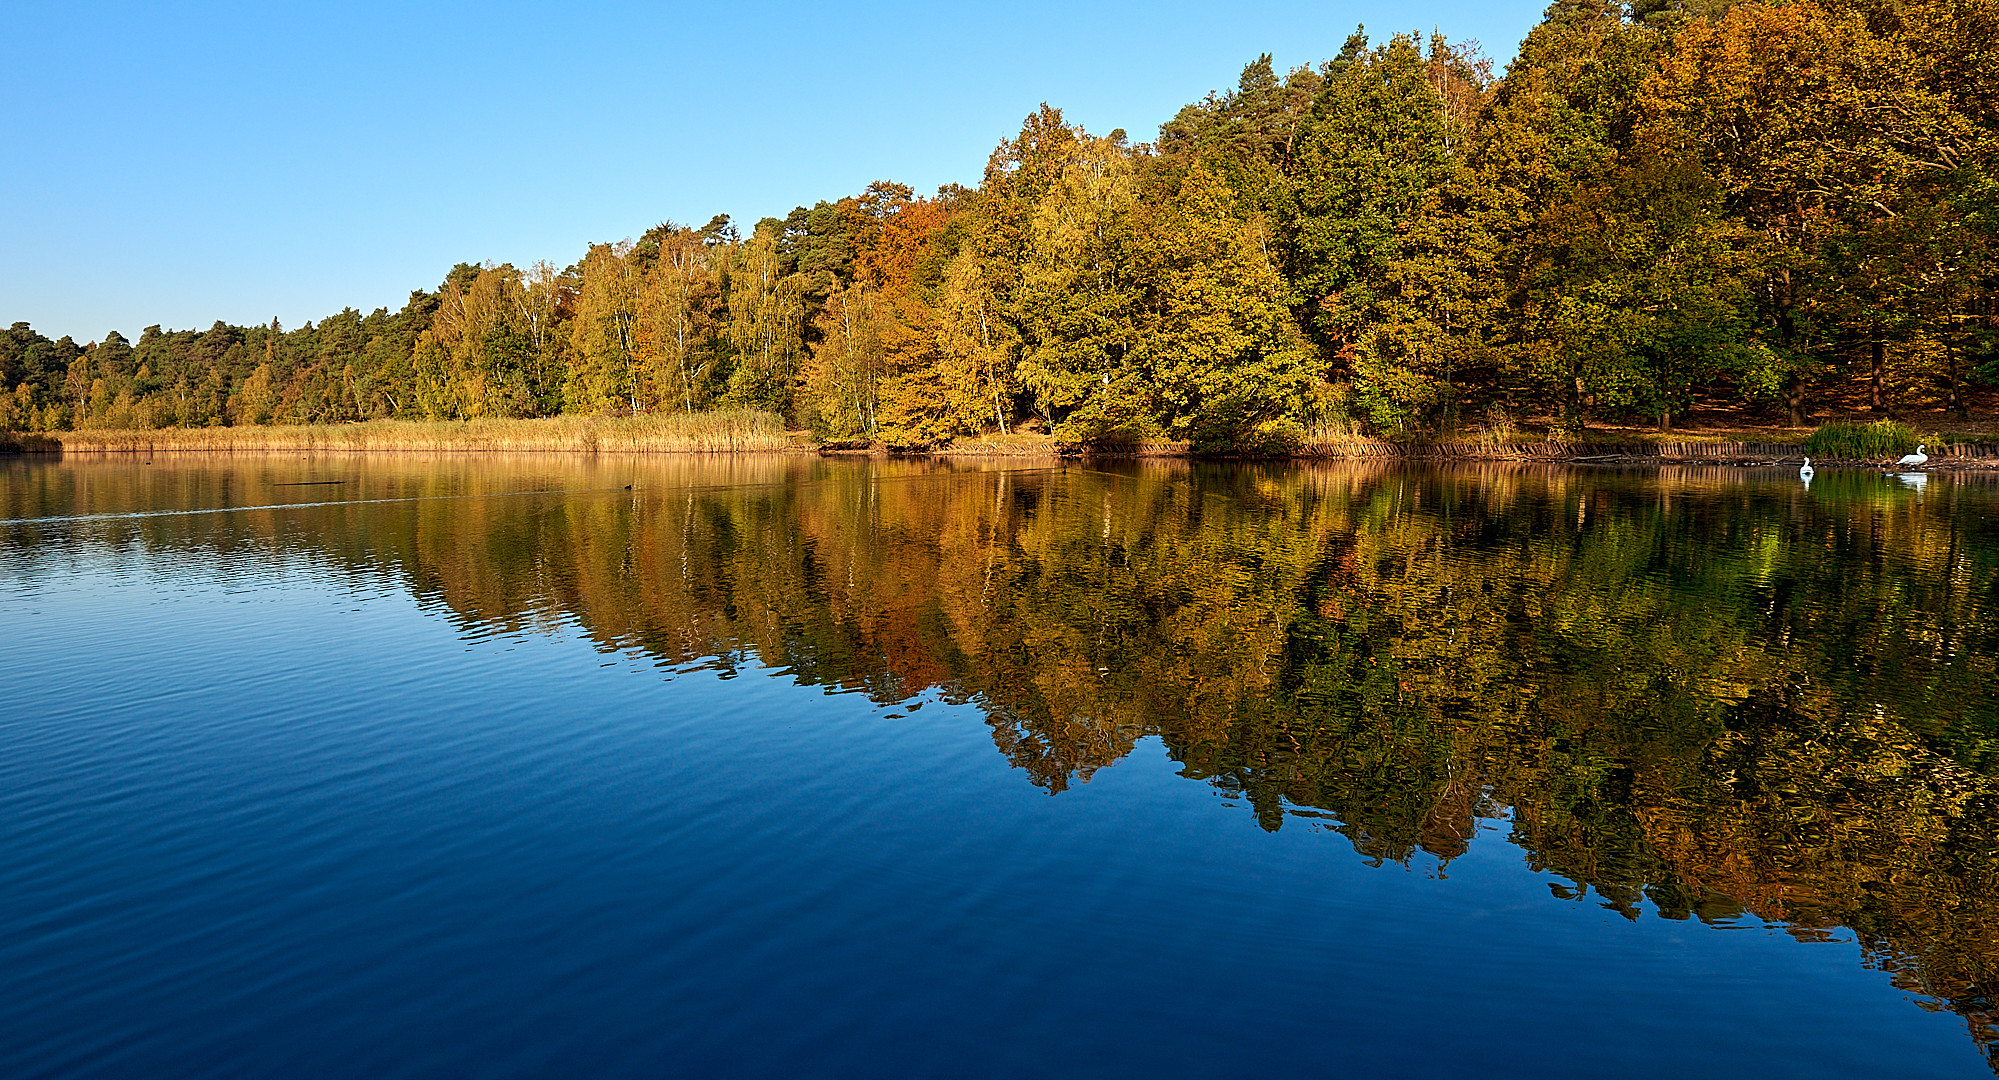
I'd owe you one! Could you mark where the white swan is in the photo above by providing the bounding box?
[1799,456,1814,480]
[1896,444,1929,468]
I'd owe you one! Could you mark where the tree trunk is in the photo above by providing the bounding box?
[1783,372,1806,427]
[1947,334,1968,420]
[1870,336,1885,413]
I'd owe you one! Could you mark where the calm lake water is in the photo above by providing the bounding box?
[3,453,1997,1078]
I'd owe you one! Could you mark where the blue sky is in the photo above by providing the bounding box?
[4,1,1548,342]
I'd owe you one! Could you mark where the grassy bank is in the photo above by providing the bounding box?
[17,412,794,454]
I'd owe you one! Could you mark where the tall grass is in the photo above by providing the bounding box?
[1470,404,1521,446]
[937,433,1060,456]
[1802,420,1926,459]
[0,432,61,453]
[35,411,794,454]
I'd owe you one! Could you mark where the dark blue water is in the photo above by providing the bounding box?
[3,455,1994,1077]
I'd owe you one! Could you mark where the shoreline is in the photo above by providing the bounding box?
[11,431,1999,471]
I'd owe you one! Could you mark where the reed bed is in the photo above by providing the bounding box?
[0,432,61,453]
[20,415,1998,465]
[935,433,1061,456]
[1802,420,1926,460]
[28,411,794,454]
[1299,437,1817,461]
[940,433,1192,457]
[1299,433,1407,458]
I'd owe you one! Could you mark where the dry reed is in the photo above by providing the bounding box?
[936,433,1061,456]
[30,411,794,454]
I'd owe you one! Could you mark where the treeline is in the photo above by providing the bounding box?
[6,0,1998,448]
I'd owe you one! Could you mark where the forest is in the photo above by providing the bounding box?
[5,0,1997,451]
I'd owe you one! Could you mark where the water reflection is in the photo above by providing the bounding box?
[6,453,1999,1065]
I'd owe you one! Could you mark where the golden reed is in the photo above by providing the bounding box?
[23,411,794,454]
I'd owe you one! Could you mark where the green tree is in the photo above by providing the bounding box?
[1285,31,1488,430]
[1137,160,1313,451]
[567,243,643,412]
[1012,129,1144,434]
[802,281,887,438]
[926,249,1020,436]
[636,232,716,415]
[721,222,806,416]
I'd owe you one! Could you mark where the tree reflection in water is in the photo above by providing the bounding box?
[10,454,1999,1065]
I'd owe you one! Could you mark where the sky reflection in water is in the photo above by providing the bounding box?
[2,454,1996,1078]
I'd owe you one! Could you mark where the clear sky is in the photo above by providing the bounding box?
[4,1,1549,343]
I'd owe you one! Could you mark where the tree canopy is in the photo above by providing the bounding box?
[7,0,1997,447]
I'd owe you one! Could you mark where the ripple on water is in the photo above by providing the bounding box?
[1,458,1994,1078]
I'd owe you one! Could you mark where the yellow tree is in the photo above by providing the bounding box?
[1013,129,1144,433]
[1139,160,1314,451]
[567,242,642,412]
[425,264,537,417]
[722,223,804,415]
[233,363,276,425]
[803,281,887,438]
[636,231,715,415]
[928,249,1020,435]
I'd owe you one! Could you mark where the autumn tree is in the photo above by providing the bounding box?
[636,228,720,415]
[1011,128,1145,434]
[1137,159,1314,451]
[568,243,643,412]
[1285,31,1491,430]
[721,222,805,416]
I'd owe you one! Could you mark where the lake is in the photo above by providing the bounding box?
[3,453,1996,1078]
